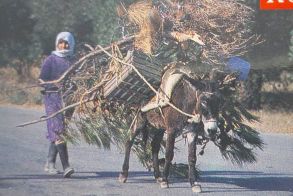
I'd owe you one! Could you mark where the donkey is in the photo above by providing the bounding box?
[118,75,222,192]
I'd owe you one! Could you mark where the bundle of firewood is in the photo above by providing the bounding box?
[117,0,260,65]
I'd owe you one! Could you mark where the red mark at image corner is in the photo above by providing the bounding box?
[260,0,293,10]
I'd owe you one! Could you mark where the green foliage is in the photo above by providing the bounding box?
[29,0,136,53]
[219,137,258,165]
[0,0,136,73]
[65,111,113,148]
[30,0,105,53]
[0,0,38,68]
[215,91,264,165]
[64,102,164,169]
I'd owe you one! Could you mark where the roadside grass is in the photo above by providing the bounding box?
[246,110,293,134]
[0,67,42,105]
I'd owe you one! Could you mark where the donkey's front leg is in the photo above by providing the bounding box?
[119,114,146,183]
[186,131,202,193]
[118,131,139,183]
[151,130,164,182]
[160,130,175,188]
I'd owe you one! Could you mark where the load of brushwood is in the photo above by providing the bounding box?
[46,0,263,174]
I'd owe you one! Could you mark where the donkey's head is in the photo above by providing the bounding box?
[189,79,222,140]
[197,91,221,139]
[195,70,237,140]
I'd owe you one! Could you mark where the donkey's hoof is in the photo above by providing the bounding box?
[118,173,127,183]
[192,184,202,193]
[160,181,169,189]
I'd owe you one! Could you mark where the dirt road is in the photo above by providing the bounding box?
[0,106,292,196]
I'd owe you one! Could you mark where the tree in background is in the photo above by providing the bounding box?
[0,0,135,80]
[30,0,135,54]
[30,0,98,54]
[0,0,38,80]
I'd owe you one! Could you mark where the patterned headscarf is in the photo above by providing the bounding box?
[52,32,75,57]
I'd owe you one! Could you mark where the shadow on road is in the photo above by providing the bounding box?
[200,170,293,193]
[1,170,292,193]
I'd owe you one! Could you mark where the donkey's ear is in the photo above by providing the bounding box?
[184,75,205,90]
[193,79,206,90]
